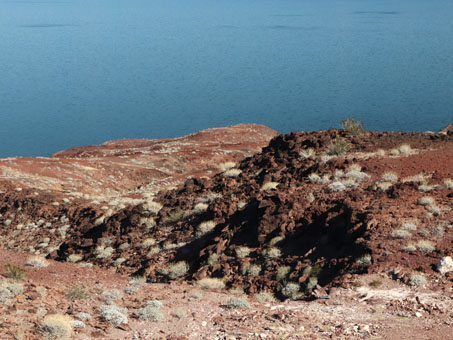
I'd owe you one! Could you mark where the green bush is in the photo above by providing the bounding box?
[327,138,351,156]
[341,117,365,135]
[3,264,26,281]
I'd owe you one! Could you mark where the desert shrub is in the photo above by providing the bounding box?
[328,181,346,192]
[135,300,164,321]
[242,264,261,277]
[113,258,126,266]
[65,285,88,300]
[167,261,189,279]
[418,184,434,192]
[77,312,91,321]
[401,223,417,231]
[26,256,49,268]
[408,273,427,286]
[141,201,163,214]
[40,314,73,339]
[194,202,209,213]
[308,173,330,184]
[356,254,372,266]
[218,162,236,172]
[281,282,300,299]
[444,178,453,189]
[341,117,365,135]
[402,243,416,252]
[223,169,242,178]
[226,297,250,309]
[299,148,315,159]
[276,266,291,281]
[377,182,393,191]
[398,144,414,155]
[382,172,398,183]
[327,138,351,156]
[427,205,441,215]
[67,254,83,263]
[196,220,216,237]
[3,264,26,281]
[94,246,114,259]
[141,238,156,249]
[432,225,445,237]
[416,240,435,252]
[207,253,219,265]
[418,196,435,206]
[306,277,318,290]
[99,305,128,327]
[391,229,411,239]
[103,289,122,301]
[256,291,277,303]
[234,246,250,259]
[197,278,225,290]
[263,247,281,259]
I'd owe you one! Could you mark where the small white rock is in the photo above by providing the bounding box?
[201,321,207,327]
[437,256,453,274]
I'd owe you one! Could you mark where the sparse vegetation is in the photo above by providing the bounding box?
[382,172,398,183]
[281,282,300,299]
[167,261,189,279]
[356,254,372,266]
[391,229,411,239]
[261,182,279,191]
[242,264,261,277]
[26,256,49,268]
[341,117,365,135]
[226,297,250,309]
[276,266,291,281]
[94,245,114,259]
[3,264,26,281]
[223,168,242,178]
[444,178,453,189]
[99,305,128,327]
[234,246,251,258]
[135,300,164,321]
[65,285,88,300]
[418,196,435,206]
[196,220,216,237]
[416,240,435,252]
[368,280,382,288]
[263,247,281,259]
[40,314,73,339]
[197,277,225,290]
[256,291,277,303]
[408,273,427,287]
[327,138,351,156]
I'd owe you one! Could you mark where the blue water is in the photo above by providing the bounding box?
[0,0,452,157]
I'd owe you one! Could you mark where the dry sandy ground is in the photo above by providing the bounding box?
[1,249,452,340]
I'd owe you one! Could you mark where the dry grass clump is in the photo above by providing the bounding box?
[207,253,219,265]
[345,164,370,182]
[341,117,365,135]
[401,222,417,231]
[141,238,156,249]
[391,144,415,156]
[402,243,417,252]
[418,196,435,206]
[193,202,209,213]
[167,261,189,279]
[94,245,114,259]
[226,297,250,309]
[327,138,351,156]
[26,256,49,268]
[218,162,236,172]
[234,246,251,259]
[261,182,279,191]
[141,201,163,215]
[408,273,427,287]
[299,148,315,159]
[328,181,346,192]
[308,173,330,184]
[3,264,26,281]
[444,178,453,189]
[135,300,164,322]
[40,314,73,339]
[197,278,225,290]
[276,266,291,281]
[392,229,412,239]
[196,220,216,237]
[99,305,128,327]
[418,184,434,192]
[65,285,88,300]
[256,291,277,303]
[403,173,430,184]
[432,225,445,237]
[382,172,398,183]
[242,264,261,277]
[356,254,372,266]
[263,247,281,259]
[376,181,393,191]
[281,282,300,299]
[416,240,435,252]
[223,168,242,178]
[67,254,83,263]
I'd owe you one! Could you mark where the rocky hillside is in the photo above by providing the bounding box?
[3,126,452,300]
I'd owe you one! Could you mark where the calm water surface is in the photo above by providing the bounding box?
[0,0,452,157]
